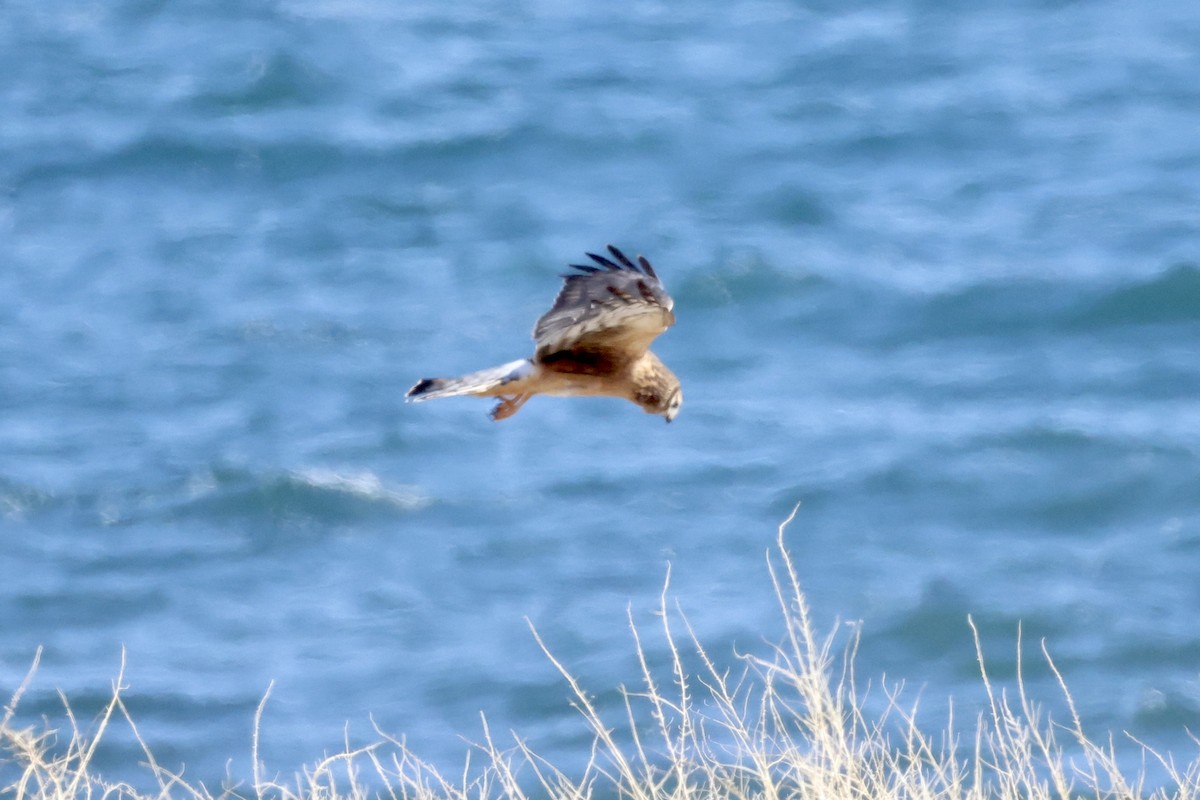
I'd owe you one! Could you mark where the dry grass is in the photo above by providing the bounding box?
[4,507,1199,799]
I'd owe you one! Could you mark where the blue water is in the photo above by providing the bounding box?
[3,0,1200,787]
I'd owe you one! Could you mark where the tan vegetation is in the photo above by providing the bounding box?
[4,507,1198,799]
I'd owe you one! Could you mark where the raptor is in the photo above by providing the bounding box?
[405,245,682,422]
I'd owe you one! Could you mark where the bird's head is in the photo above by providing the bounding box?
[635,380,683,423]
[663,386,683,423]
[632,353,682,423]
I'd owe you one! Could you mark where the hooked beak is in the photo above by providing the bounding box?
[663,389,682,424]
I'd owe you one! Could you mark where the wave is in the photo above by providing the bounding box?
[2,467,429,529]
[188,50,339,113]
[285,467,429,510]
[1070,262,1200,328]
[753,262,1200,346]
[0,477,52,522]
[664,256,1200,349]
[169,466,431,525]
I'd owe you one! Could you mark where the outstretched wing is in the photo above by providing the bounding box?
[533,245,675,365]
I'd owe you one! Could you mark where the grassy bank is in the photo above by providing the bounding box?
[4,508,1198,799]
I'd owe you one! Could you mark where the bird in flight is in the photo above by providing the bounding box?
[406,245,682,422]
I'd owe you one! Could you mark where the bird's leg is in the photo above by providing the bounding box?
[489,394,530,421]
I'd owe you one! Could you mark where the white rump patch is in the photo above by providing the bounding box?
[498,359,534,384]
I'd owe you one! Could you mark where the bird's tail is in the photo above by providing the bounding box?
[405,359,534,402]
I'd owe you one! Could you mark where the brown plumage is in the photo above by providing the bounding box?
[406,245,682,422]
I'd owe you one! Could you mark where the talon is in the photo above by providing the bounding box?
[489,394,529,422]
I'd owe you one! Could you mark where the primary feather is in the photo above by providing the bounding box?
[533,245,674,362]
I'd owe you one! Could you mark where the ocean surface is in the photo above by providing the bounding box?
[3,0,1200,789]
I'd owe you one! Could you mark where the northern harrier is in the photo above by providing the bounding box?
[406,245,682,422]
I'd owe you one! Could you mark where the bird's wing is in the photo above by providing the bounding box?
[533,245,675,365]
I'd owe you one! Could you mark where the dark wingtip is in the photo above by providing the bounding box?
[568,264,601,274]
[571,246,659,279]
[637,255,658,279]
[586,251,624,271]
[606,245,638,271]
[406,378,439,400]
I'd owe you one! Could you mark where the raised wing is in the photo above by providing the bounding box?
[533,245,675,364]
